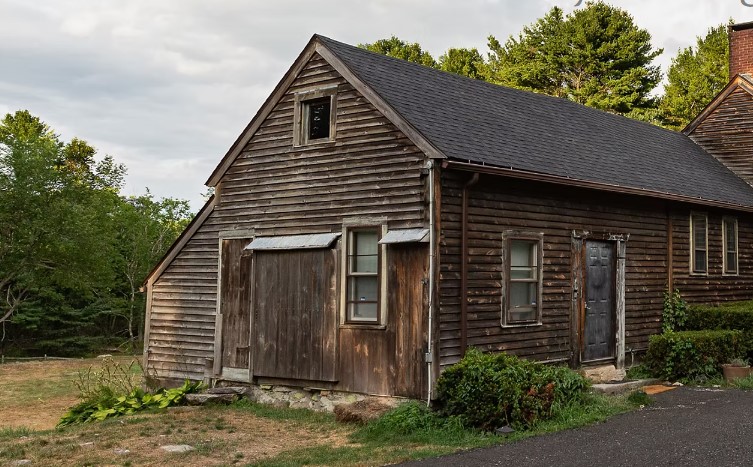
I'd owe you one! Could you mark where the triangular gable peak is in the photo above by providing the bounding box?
[684,74,753,135]
[685,74,753,186]
[205,35,445,188]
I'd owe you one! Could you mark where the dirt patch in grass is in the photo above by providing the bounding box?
[0,407,354,466]
[0,357,138,430]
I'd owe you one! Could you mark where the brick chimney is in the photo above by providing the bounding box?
[730,21,753,77]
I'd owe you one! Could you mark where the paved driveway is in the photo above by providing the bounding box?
[402,388,753,467]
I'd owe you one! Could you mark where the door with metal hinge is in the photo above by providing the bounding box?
[583,240,616,363]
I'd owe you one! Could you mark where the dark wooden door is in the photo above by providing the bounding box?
[220,239,253,375]
[583,240,616,362]
[253,249,338,382]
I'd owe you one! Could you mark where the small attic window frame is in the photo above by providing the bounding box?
[293,87,337,146]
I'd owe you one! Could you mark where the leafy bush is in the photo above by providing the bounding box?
[644,330,744,382]
[683,301,753,359]
[58,379,203,427]
[434,348,590,431]
[662,289,687,333]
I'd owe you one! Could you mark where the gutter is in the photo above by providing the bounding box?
[426,160,436,405]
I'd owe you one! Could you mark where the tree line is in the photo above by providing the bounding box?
[362,2,730,130]
[0,110,192,357]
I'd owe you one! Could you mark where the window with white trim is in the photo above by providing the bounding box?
[723,217,738,275]
[690,213,708,274]
[503,234,543,326]
[346,229,380,323]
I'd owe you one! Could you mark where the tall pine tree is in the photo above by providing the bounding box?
[486,2,662,116]
[660,24,730,130]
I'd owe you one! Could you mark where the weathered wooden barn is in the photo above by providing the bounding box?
[143,23,753,400]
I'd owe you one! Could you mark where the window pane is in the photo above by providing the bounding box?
[693,216,706,247]
[727,252,738,273]
[694,249,707,272]
[726,221,737,252]
[349,276,377,303]
[510,282,537,310]
[350,302,377,321]
[307,98,330,140]
[351,231,378,273]
[354,231,378,255]
[509,308,537,322]
[352,255,378,273]
[511,240,535,267]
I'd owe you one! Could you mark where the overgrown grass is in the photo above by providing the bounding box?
[731,374,753,390]
[253,393,641,466]
[625,364,653,380]
[0,427,32,440]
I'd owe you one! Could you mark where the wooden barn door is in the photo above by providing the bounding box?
[217,238,253,381]
[253,249,338,382]
[582,240,616,363]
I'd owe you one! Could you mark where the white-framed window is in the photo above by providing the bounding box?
[690,212,708,275]
[723,217,739,275]
[345,228,381,323]
[293,87,337,146]
[502,232,544,327]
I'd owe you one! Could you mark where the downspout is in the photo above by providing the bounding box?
[427,160,436,405]
[460,173,480,357]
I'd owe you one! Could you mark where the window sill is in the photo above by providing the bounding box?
[500,321,543,329]
[294,139,336,149]
[339,324,386,331]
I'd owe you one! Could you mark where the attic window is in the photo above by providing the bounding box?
[294,87,337,146]
[306,98,330,140]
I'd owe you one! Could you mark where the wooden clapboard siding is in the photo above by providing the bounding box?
[338,244,428,397]
[689,87,753,185]
[439,172,669,367]
[147,53,428,383]
[671,211,753,304]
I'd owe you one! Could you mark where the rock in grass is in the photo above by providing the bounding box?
[113,448,130,455]
[11,460,31,466]
[161,444,195,453]
[333,399,393,424]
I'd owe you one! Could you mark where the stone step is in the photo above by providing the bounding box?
[206,386,250,396]
[184,393,238,405]
[591,379,662,395]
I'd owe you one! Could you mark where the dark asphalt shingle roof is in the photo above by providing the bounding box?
[318,35,753,208]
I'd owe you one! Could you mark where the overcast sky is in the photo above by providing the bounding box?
[1,1,752,210]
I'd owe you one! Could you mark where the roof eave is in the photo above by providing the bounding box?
[443,160,753,213]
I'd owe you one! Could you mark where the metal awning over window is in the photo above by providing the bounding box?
[378,228,429,245]
[245,232,340,251]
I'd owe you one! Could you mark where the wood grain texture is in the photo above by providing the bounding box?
[146,53,428,383]
[253,248,338,382]
[689,88,753,184]
[438,172,668,368]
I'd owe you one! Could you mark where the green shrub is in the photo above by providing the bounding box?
[662,289,687,333]
[684,301,753,359]
[434,348,590,431]
[645,330,744,382]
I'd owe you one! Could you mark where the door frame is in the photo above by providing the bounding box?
[570,231,628,369]
[213,229,255,381]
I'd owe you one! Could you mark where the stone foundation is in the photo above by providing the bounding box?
[216,382,404,412]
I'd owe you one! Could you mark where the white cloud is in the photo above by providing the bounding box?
[1,0,752,210]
